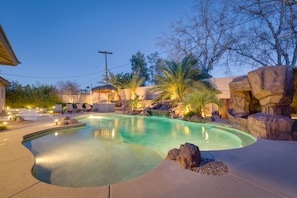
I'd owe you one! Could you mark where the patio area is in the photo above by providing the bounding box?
[0,113,297,198]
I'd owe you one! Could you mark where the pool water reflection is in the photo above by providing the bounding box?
[23,114,256,187]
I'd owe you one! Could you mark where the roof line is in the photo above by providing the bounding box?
[0,25,21,66]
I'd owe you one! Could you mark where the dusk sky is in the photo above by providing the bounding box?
[0,0,247,89]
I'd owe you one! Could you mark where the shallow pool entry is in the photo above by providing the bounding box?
[23,114,256,187]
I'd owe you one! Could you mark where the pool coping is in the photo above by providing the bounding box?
[23,122,86,139]
[1,113,297,198]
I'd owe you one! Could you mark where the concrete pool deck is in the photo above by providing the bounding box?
[1,113,297,198]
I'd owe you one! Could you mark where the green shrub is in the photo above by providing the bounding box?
[129,95,144,111]
[0,124,8,130]
[184,111,196,117]
[183,82,222,116]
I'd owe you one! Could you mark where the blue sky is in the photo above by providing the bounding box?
[0,0,248,89]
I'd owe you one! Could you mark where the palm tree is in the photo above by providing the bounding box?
[151,56,200,102]
[121,72,145,100]
[109,72,125,102]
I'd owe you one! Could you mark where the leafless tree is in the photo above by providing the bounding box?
[231,0,297,67]
[56,80,81,103]
[159,0,236,74]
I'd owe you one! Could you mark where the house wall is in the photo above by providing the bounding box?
[61,77,237,106]
[0,84,6,112]
[119,85,161,101]
[205,76,237,99]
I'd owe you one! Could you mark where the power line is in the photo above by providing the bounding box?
[0,71,103,79]
[0,62,130,80]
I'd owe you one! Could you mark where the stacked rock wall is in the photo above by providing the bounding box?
[228,66,297,140]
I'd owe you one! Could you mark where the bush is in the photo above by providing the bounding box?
[129,95,144,111]
[183,82,222,116]
[6,81,62,108]
[0,124,7,130]
[184,111,196,117]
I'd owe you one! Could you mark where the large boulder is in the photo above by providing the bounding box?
[229,75,251,92]
[228,66,297,141]
[229,76,252,117]
[248,66,295,116]
[247,113,294,140]
[227,109,248,132]
[167,148,180,160]
[167,143,201,169]
[230,90,251,117]
[58,116,78,125]
[68,119,78,124]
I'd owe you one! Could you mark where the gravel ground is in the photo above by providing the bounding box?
[192,161,229,176]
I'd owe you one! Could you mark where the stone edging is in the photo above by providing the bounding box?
[23,122,87,140]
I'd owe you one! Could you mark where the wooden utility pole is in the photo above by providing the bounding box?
[98,50,112,84]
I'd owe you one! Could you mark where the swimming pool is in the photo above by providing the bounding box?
[23,114,256,187]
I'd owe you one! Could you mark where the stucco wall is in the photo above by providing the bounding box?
[205,76,237,99]
[61,77,236,104]
[119,85,161,100]
[0,84,6,112]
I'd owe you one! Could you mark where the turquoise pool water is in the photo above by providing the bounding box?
[23,114,256,187]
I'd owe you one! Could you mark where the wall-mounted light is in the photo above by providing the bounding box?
[55,119,58,125]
